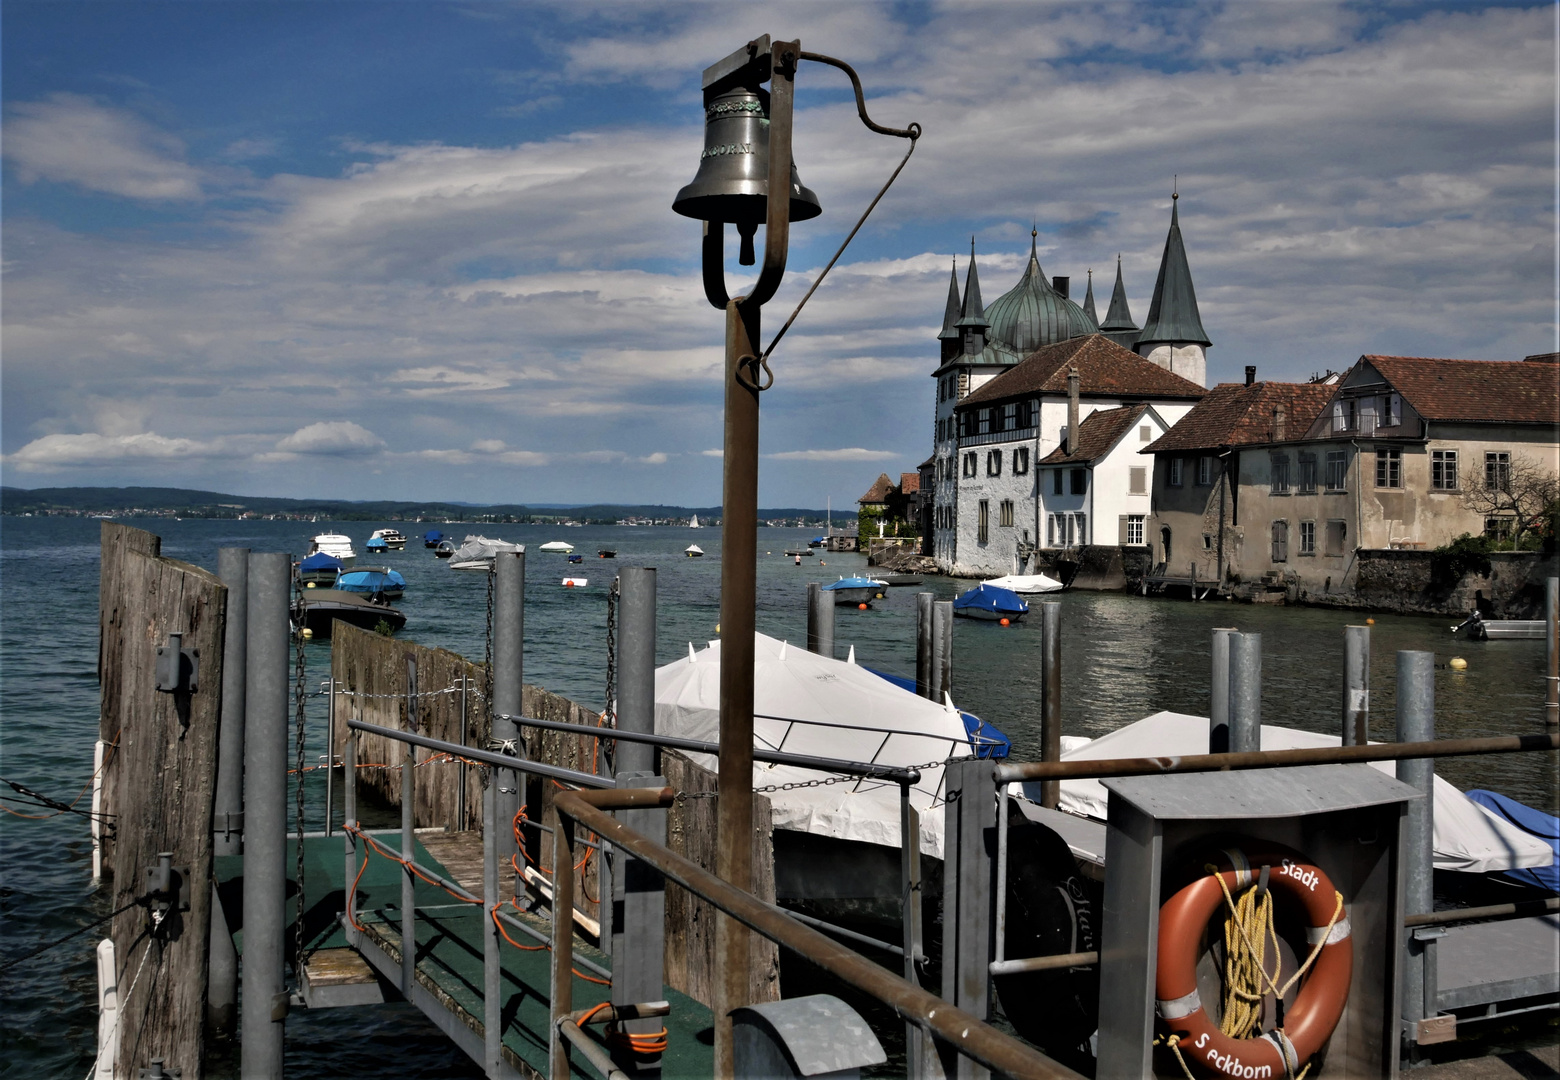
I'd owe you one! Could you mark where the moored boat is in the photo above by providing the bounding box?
[434,540,456,559]
[423,530,445,548]
[685,544,704,558]
[597,549,617,558]
[292,589,405,638]
[808,536,825,548]
[822,576,888,605]
[370,528,408,550]
[982,573,1064,595]
[298,551,344,586]
[539,541,574,554]
[1451,611,1546,640]
[334,567,407,601]
[365,536,389,555]
[953,583,1028,621]
[449,535,523,571]
[308,532,356,567]
[783,548,813,557]
[877,574,923,587]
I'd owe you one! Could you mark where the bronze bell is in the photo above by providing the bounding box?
[673,87,821,264]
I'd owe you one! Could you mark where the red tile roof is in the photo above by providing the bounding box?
[1039,404,1149,465]
[858,473,895,504]
[1144,381,1334,454]
[1362,355,1559,425]
[899,472,920,495]
[959,334,1206,408]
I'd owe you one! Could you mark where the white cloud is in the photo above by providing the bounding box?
[274,421,385,455]
[3,431,231,471]
[765,448,900,462]
[3,93,206,200]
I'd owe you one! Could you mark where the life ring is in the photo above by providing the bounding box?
[1155,844,1352,1079]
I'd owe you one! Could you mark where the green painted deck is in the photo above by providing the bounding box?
[215,832,716,1079]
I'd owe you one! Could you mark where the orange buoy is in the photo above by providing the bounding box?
[1000,618,1010,626]
[1366,617,1375,625]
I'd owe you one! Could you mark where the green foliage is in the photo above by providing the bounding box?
[374,618,396,637]
[1430,533,1492,585]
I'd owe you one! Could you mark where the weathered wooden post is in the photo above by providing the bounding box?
[933,599,953,701]
[1038,602,1062,808]
[806,580,834,658]
[1343,624,1371,745]
[1546,577,1558,725]
[1228,631,1262,753]
[209,546,248,1036]
[402,653,418,996]
[915,592,934,698]
[1209,627,1236,753]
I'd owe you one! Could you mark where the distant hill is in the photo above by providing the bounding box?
[0,485,831,524]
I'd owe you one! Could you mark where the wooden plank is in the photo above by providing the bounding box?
[100,539,226,1080]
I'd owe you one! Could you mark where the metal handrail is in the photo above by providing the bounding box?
[1404,896,1559,928]
[347,718,613,789]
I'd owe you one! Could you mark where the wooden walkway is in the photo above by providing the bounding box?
[215,831,715,1079]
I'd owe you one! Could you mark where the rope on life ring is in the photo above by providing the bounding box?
[1155,844,1352,1080]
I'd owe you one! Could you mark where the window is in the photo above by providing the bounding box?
[962,452,977,478]
[1325,520,1347,557]
[1047,514,1055,546]
[1075,513,1087,545]
[1299,520,1316,556]
[1358,397,1378,435]
[978,409,991,436]
[1129,467,1147,495]
[1431,450,1458,490]
[1070,468,1087,495]
[1270,453,1291,494]
[1271,520,1289,562]
[1198,457,1213,486]
[1297,453,1317,494]
[1332,399,1356,433]
[1202,534,1213,551]
[1014,447,1029,475]
[1169,458,1184,486]
[1139,425,1152,442]
[1485,516,1514,541]
[1052,469,1063,496]
[978,500,989,544]
[958,412,970,438]
[1002,403,1018,430]
[1049,512,1086,547]
[1122,514,1145,545]
[1375,448,1401,488]
[1384,393,1402,428]
[1485,452,1511,492]
[1000,500,1014,528]
[1325,450,1348,491]
[986,449,1002,477]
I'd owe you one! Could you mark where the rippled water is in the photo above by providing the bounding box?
[2,516,1553,1076]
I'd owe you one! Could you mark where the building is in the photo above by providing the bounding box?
[856,472,920,537]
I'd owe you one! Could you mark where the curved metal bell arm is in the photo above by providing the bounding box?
[701,221,729,310]
[743,38,800,311]
[799,51,922,142]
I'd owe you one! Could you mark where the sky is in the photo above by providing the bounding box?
[2,1,1555,509]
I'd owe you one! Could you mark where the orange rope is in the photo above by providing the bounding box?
[574,1000,668,1053]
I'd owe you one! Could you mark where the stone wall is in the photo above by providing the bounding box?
[1347,549,1559,617]
[1032,544,1152,591]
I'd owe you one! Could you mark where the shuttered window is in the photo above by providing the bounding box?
[1129,467,1147,495]
[1271,520,1289,562]
[978,500,989,544]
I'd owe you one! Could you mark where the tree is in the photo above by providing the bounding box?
[1459,451,1559,547]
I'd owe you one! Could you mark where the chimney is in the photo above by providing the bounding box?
[1052,276,1070,300]
[1245,365,1256,386]
[1274,403,1286,442]
[1066,367,1081,457]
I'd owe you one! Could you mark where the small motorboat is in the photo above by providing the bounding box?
[450,535,524,571]
[686,544,704,558]
[808,536,825,548]
[562,576,588,588]
[539,541,575,554]
[567,553,584,564]
[434,540,456,559]
[423,530,445,548]
[298,551,344,587]
[370,528,408,550]
[953,583,1028,622]
[983,573,1064,595]
[292,589,405,639]
[308,532,356,567]
[365,536,389,555]
[1451,611,1546,640]
[822,576,888,605]
[597,549,617,559]
[334,567,407,601]
[783,548,814,557]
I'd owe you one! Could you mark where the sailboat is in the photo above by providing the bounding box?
[689,514,701,528]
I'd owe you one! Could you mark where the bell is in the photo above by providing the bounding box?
[673,87,821,264]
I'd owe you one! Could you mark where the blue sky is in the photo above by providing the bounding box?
[3,1,1555,507]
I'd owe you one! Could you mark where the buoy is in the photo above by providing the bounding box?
[1366,617,1375,625]
[1449,657,1468,671]
[301,628,314,639]
[858,603,868,610]
[305,581,316,588]
[1000,618,1010,626]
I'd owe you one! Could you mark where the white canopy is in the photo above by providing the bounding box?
[451,535,522,563]
[655,633,977,859]
[1010,711,1553,875]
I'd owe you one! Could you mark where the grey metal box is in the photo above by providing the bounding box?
[1095,764,1419,1080]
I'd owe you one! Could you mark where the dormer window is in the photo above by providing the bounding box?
[1332,399,1356,434]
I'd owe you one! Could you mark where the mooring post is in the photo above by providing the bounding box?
[1038,602,1062,809]
[483,773,502,1077]
[933,600,953,702]
[324,675,336,836]
[493,551,525,873]
[616,568,658,776]
[940,757,995,1080]
[1209,627,1236,753]
[1343,625,1371,746]
[806,580,834,658]
[612,772,667,1074]
[915,593,935,699]
[899,783,926,1077]
[241,551,290,1080]
[1546,577,1558,725]
[402,654,418,997]
[1228,632,1262,753]
[1397,650,1437,1040]
[209,546,248,1036]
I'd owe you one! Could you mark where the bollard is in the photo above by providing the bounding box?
[1343,625,1371,746]
[1209,628,1236,753]
[1547,578,1558,725]
[1397,650,1436,1038]
[1038,602,1062,809]
[616,569,658,776]
[240,552,290,1080]
[492,552,525,871]
[915,593,935,699]
[402,654,418,997]
[806,581,834,659]
[933,600,953,702]
[209,547,248,1036]
[1228,632,1262,753]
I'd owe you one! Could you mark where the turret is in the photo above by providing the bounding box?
[1099,254,1140,350]
[1135,192,1211,387]
[1082,269,1098,326]
[954,238,989,357]
[937,258,962,364]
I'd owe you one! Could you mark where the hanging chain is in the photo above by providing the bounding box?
[292,569,308,972]
[674,756,953,801]
[604,578,618,727]
[481,567,495,787]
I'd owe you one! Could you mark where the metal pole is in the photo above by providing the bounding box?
[493,551,525,871]
[209,546,248,1035]
[915,593,934,698]
[617,568,657,776]
[611,771,667,1073]
[344,736,357,930]
[240,551,289,1080]
[807,580,834,659]
[402,654,418,997]
[325,676,335,837]
[1038,602,1062,808]
[900,785,926,1078]
[933,600,953,702]
[1397,650,1436,1033]
[1546,578,1558,725]
[1343,625,1371,746]
[1228,632,1262,753]
[484,776,502,1077]
[1209,627,1235,753]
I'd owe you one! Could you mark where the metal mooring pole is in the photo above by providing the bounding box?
[1397,650,1436,1042]
[493,551,525,871]
[807,580,834,659]
[1209,627,1235,753]
[483,773,502,1076]
[617,568,658,776]
[209,546,248,1035]
[1547,578,1558,725]
[402,654,418,997]
[915,592,934,698]
[1038,601,1062,809]
[933,599,953,702]
[1228,632,1262,753]
[1343,624,1371,746]
[241,552,290,1079]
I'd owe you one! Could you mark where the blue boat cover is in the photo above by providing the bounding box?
[952,583,1028,616]
[365,537,388,550]
[335,569,407,594]
[864,668,1011,758]
[299,552,344,571]
[1464,790,1559,893]
[822,576,881,591]
[423,530,443,542]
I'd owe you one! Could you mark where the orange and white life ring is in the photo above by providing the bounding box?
[1155,845,1352,1079]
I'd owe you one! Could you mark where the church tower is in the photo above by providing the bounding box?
[954,239,989,357]
[1135,192,1211,387]
[1081,269,1098,325]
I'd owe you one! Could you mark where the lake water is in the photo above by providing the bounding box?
[2,516,1554,1076]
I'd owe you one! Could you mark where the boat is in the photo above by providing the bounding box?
[423,530,445,548]
[1451,611,1547,640]
[369,528,408,550]
[808,536,825,548]
[783,548,814,557]
[821,576,888,605]
[953,583,1028,621]
[291,589,405,639]
[982,573,1064,595]
[689,515,701,528]
[297,551,344,587]
[334,567,407,601]
[434,540,456,559]
[877,574,924,587]
[539,541,574,554]
[364,536,389,555]
[1463,790,1560,893]
[307,532,356,567]
[567,554,584,564]
[685,544,704,558]
[562,576,589,588]
[597,549,617,559]
[449,535,524,571]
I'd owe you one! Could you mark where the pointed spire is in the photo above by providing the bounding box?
[1101,254,1137,332]
[1082,269,1098,324]
[1136,192,1211,349]
[1018,227,1054,291]
[954,237,988,330]
[937,257,962,342]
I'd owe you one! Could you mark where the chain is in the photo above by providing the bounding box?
[322,683,485,701]
[482,568,495,788]
[292,569,308,972]
[674,757,953,802]
[604,578,618,728]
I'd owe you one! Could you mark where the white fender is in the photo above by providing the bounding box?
[94,937,117,1080]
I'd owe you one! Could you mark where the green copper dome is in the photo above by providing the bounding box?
[984,232,1097,355]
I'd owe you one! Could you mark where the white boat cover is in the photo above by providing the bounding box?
[1010,711,1553,875]
[982,573,1064,594]
[539,541,574,552]
[450,535,522,565]
[655,633,976,859]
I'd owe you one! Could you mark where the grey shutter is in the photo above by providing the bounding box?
[1118,515,1129,544]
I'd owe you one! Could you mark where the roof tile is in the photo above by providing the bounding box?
[1362,355,1559,425]
[1144,381,1333,453]
[1039,404,1149,465]
[959,334,1206,408]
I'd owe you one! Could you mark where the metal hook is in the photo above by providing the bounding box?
[734,353,775,393]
